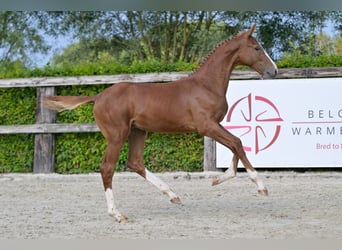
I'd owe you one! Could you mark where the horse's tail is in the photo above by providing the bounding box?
[43,95,97,112]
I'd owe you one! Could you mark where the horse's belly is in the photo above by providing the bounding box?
[133,114,196,133]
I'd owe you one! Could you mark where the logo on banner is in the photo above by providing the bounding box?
[225,93,283,154]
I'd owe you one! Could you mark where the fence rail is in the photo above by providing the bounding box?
[1,67,342,173]
[1,67,342,88]
[0,124,99,134]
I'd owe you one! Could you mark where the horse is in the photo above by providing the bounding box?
[43,24,278,223]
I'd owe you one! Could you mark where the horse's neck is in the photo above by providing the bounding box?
[193,41,240,96]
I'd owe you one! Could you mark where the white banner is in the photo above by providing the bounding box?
[216,78,342,168]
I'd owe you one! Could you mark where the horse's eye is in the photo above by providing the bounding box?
[255,47,261,51]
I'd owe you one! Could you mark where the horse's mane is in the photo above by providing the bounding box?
[189,30,246,76]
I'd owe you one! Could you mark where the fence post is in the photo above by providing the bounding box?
[33,87,56,173]
[203,136,217,171]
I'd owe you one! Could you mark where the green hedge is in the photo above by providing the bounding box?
[0,59,196,78]
[0,87,36,173]
[277,53,342,68]
[1,56,341,173]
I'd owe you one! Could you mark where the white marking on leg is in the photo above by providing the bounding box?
[105,188,127,222]
[214,161,237,185]
[221,166,237,182]
[145,169,180,202]
[247,169,266,191]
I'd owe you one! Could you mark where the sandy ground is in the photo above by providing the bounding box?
[0,171,341,239]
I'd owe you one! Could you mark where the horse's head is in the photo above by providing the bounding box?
[236,24,278,78]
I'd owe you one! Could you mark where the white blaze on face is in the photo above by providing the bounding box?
[263,48,278,73]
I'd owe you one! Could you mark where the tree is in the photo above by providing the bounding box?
[335,36,342,55]
[51,37,126,65]
[0,11,52,67]
[329,11,342,34]
[48,11,246,64]
[252,11,331,58]
[50,11,339,64]
[1,11,340,70]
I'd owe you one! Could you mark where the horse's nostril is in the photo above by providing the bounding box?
[265,70,277,78]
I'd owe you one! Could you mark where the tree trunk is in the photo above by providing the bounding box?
[179,11,188,62]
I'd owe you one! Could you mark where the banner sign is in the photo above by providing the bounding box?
[216,78,342,168]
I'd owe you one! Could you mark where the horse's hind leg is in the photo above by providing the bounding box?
[127,127,181,204]
[240,155,268,196]
[100,138,128,223]
[212,154,238,186]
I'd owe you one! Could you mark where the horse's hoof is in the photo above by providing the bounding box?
[258,189,268,196]
[170,197,182,204]
[109,212,128,223]
[118,215,128,223]
[212,177,220,186]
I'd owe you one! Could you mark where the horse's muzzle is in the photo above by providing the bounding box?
[264,68,278,78]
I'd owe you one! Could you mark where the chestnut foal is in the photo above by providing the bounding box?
[44,24,277,223]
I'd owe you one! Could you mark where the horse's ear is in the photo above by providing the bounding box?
[246,24,256,37]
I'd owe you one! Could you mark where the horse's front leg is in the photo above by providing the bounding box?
[212,154,238,186]
[199,122,268,196]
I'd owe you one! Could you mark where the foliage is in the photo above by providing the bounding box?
[53,132,203,174]
[276,34,342,68]
[0,11,53,67]
[144,133,203,172]
[0,58,196,79]
[0,87,36,125]
[277,54,342,68]
[0,134,34,173]
[47,11,342,62]
[335,36,342,55]
[49,11,244,63]
[51,39,127,66]
[328,11,342,33]
[2,11,342,68]
[0,87,36,173]
[254,11,329,58]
